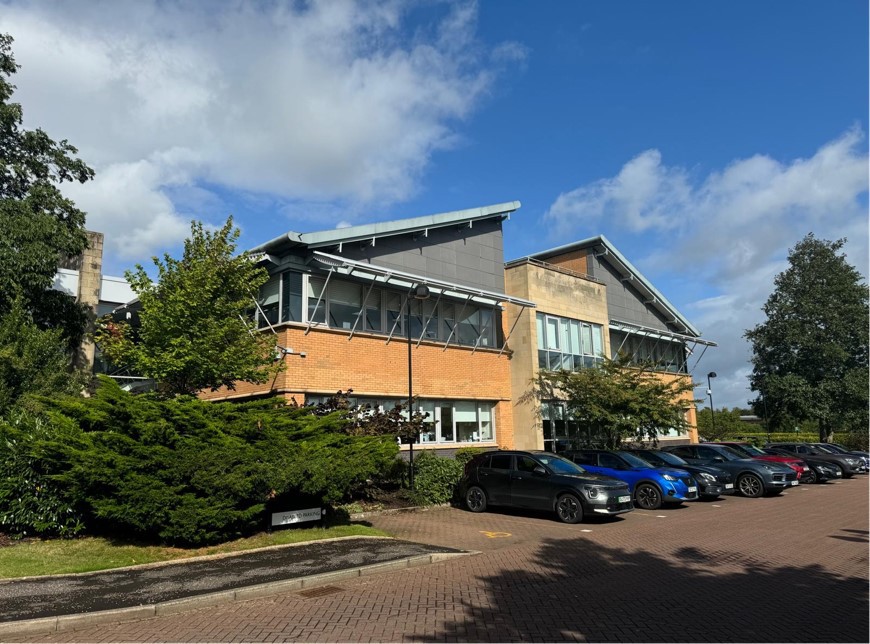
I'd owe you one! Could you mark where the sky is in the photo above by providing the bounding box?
[2,0,867,410]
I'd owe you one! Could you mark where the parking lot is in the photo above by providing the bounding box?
[12,477,869,642]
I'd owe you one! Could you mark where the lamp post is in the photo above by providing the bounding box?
[407,283,430,490]
[707,372,717,434]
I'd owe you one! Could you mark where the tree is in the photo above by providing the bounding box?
[0,298,87,414]
[528,355,698,448]
[0,33,94,348]
[745,234,869,442]
[95,217,282,396]
[694,406,754,441]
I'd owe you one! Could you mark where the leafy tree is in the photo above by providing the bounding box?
[528,355,698,448]
[96,217,282,396]
[0,298,88,414]
[0,33,94,348]
[745,234,869,442]
[694,406,756,441]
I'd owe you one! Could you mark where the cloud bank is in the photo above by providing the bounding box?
[545,129,869,408]
[2,0,519,260]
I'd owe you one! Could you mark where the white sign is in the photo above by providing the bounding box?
[271,507,323,526]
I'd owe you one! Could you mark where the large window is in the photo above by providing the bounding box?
[258,271,499,348]
[535,313,604,371]
[305,396,497,444]
[610,331,687,373]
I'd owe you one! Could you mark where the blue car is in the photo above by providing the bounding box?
[566,449,699,509]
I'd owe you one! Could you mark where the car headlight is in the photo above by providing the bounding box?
[846,458,860,466]
[697,472,716,482]
[582,485,603,499]
[662,474,677,481]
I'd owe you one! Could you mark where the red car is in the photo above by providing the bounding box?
[707,442,810,480]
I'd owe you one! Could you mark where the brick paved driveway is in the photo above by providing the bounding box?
[11,476,868,642]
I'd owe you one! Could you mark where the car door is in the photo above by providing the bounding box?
[477,453,513,505]
[669,445,700,463]
[510,455,553,510]
[694,446,727,465]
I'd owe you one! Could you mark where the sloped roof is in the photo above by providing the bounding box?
[510,235,701,337]
[248,201,521,254]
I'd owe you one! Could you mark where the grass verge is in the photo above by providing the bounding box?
[0,523,387,579]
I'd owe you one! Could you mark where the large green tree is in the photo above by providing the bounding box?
[96,217,282,396]
[0,33,94,348]
[745,234,869,442]
[529,355,698,448]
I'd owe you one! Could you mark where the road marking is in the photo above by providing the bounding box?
[656,515,667,518]
[479,531,512,538]
[581,529,592,533]
[712,504,721,507]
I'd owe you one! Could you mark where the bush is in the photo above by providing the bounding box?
[24,377,398,546]
[409,450,463,506]
[454,446,485,466]
[0,410,84,537]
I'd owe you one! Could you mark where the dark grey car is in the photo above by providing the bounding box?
[663,444,798,497]
[765,443,864,478]
[459,450,633,524]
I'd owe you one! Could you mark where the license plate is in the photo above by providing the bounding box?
[835,472,842,477]
[725,483,734,489]
[790,481,799,486]
[618,495,630,503]
[688,486,697,493]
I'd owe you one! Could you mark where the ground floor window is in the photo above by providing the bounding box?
[306,395,496,444]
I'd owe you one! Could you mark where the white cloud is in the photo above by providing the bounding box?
[546,129,869,408]
[1,0,511,260]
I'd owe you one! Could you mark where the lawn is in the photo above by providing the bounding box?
[0,523,387,579]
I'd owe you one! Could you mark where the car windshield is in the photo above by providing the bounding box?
[536,454,586,475]
[811,444,837,454]
[616,452,655,468]
[738,444,766,456]
[716,446,747,461]
[819,444,847,454]
[647,450,688,466]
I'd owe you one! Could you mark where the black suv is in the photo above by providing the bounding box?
[459,450,633,524]
[663,444,798,497]
[765,443,864,478]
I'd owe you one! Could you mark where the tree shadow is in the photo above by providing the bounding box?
[408,536,869,642]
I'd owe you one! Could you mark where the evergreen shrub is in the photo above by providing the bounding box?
[410,450,463,505]
[18,377,397,546]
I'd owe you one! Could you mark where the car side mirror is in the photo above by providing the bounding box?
[533,465,547,476]
[712,457,725,463]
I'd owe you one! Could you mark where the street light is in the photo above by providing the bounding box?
[707,372,717,434]
[407,283,430,490]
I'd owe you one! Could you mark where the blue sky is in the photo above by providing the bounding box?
[2,0,867,409]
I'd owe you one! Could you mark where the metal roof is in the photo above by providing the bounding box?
[248,201,521,255]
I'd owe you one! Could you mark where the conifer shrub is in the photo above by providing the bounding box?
[14,377,398,546]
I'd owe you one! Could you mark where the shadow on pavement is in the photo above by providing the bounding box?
[408,536,869,642]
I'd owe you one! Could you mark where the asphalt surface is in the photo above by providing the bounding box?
[0,536,465,628]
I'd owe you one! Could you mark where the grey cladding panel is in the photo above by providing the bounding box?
[593,255,672,332]
[338,220,505,292]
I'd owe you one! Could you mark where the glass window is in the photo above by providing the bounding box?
[517,456,539,473]
[439,404,454,442]
[417,400,436,443]
[546,317,559,350]
[458,307,480,345]
[421,300,439,340]
[441,301,456,343]
[258,275,280,328]
[490,454,512,470]
[364,288,383,332]
[329,281,362,330]
[386,292,404,336]
[455,401,478,442]
[307,277,326,324]
[598,453,623,469]
[479,309,494,347]
[281,271,303,323]
[479,404,493,441]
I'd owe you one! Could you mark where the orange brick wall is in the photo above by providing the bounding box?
[544,249,589,275]
[200,323,516,449]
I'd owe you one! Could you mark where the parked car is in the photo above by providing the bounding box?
[709,441,810,480]
[623,448,735,500]
[459,450,633,524]
[810,443,870,471]
[764,443,864,478]
[565,449,698,510]
[663,444,798,497]
[763,448,842,484]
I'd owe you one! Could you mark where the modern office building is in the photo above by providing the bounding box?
[505,236,716,451]
[200,202,535,454]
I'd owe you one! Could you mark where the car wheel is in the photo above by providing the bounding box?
[465,486,487,513]
[634,483,662,510]
[555,493,584,524]
[737,473,764,498]
[802,468,818,485]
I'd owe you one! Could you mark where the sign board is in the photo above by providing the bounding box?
[271,507,324,527]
